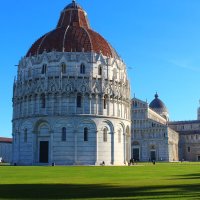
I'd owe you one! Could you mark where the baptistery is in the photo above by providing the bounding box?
[12,0,131,165]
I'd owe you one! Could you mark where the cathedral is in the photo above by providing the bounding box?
[132,94,200,162]
[12,1,131,165]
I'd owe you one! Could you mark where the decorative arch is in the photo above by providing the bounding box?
[132,141,140,145]
[150,145,156,150]
[100,120,114,133]
[77,119,97,131]
[119,122,125,134]
[77,119,97,144]
[20,120,33,133]
[65,84,73,93]
[33,119,52,134]
[79,85,87,93]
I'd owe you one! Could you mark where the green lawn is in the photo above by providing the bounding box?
[0,162,200,199]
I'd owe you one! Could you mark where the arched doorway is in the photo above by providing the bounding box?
[33,120,52,164]
[150,145,156,161]
[132,141,140,161]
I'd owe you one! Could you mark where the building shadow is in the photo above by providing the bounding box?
[0,183,199,199]
[172,173,200,180]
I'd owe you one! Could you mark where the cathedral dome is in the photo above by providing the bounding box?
[149,93,169,120]
[26,0,119,58]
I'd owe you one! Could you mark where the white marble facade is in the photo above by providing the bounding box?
[131,97,179,162]
[12,52,131,165]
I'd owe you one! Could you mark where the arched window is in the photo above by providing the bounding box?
[41,64,47,74]
[28,68,32,78]
[61,63,66,74]
[24,128,27,143]
[80,63,85,74]
[41,94,46,108]
[133,101,137,107]
[103,128,108,142]
[113,68,117,79]
[118,130,121,143]
[84,127,88,141]
[104,95,107,109]
[62,127,66,141]
[77,95,82,107]
[98,65,102,75]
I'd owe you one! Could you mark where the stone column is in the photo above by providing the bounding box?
[74,130,77,164]
[33,95,36,116]
[117,98,119,117]
[37,95,40,114]
[89,95,92,114]
[21,98,24,117]
[51,94,54,115]
[95,130,99,165]
[26,97,29,117]
[113,98,115,116]
[82,94,85,114]
[59,93,62,115]
[96,95,98,115]
[75,93,77,114]
[18,132,20,164]
[66,94,69,114]
[123,133,126,164]
[107,96,110,116]
[121,99,123,118]
[30,96,32,115]
[111,131,115,165]
[50,130,53,164]
[101,95,104,115]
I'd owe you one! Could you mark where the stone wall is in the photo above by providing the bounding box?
[0,142,12,163]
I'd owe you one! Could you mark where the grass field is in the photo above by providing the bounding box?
[0,162,200,199]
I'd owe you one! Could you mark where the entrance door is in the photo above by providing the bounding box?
[133,148,140,161]
[150,151,156,161]
[39,141,49,163]
[198,155,200,161]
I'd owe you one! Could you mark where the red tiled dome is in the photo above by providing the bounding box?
[26,1,119,58]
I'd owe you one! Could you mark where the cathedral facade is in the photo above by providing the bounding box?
[131,94,179,162]
[12,1,131,165]
[132,94,200,162]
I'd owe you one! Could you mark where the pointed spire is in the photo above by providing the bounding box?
[155,92,158,99]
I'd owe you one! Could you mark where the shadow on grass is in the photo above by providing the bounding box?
[0,183,199,199]
[174,173,200,180]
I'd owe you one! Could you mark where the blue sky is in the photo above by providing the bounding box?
[1,0,200,137]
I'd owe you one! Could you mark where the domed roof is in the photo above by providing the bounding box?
[149,93,168,113]
[26,0,119,58]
